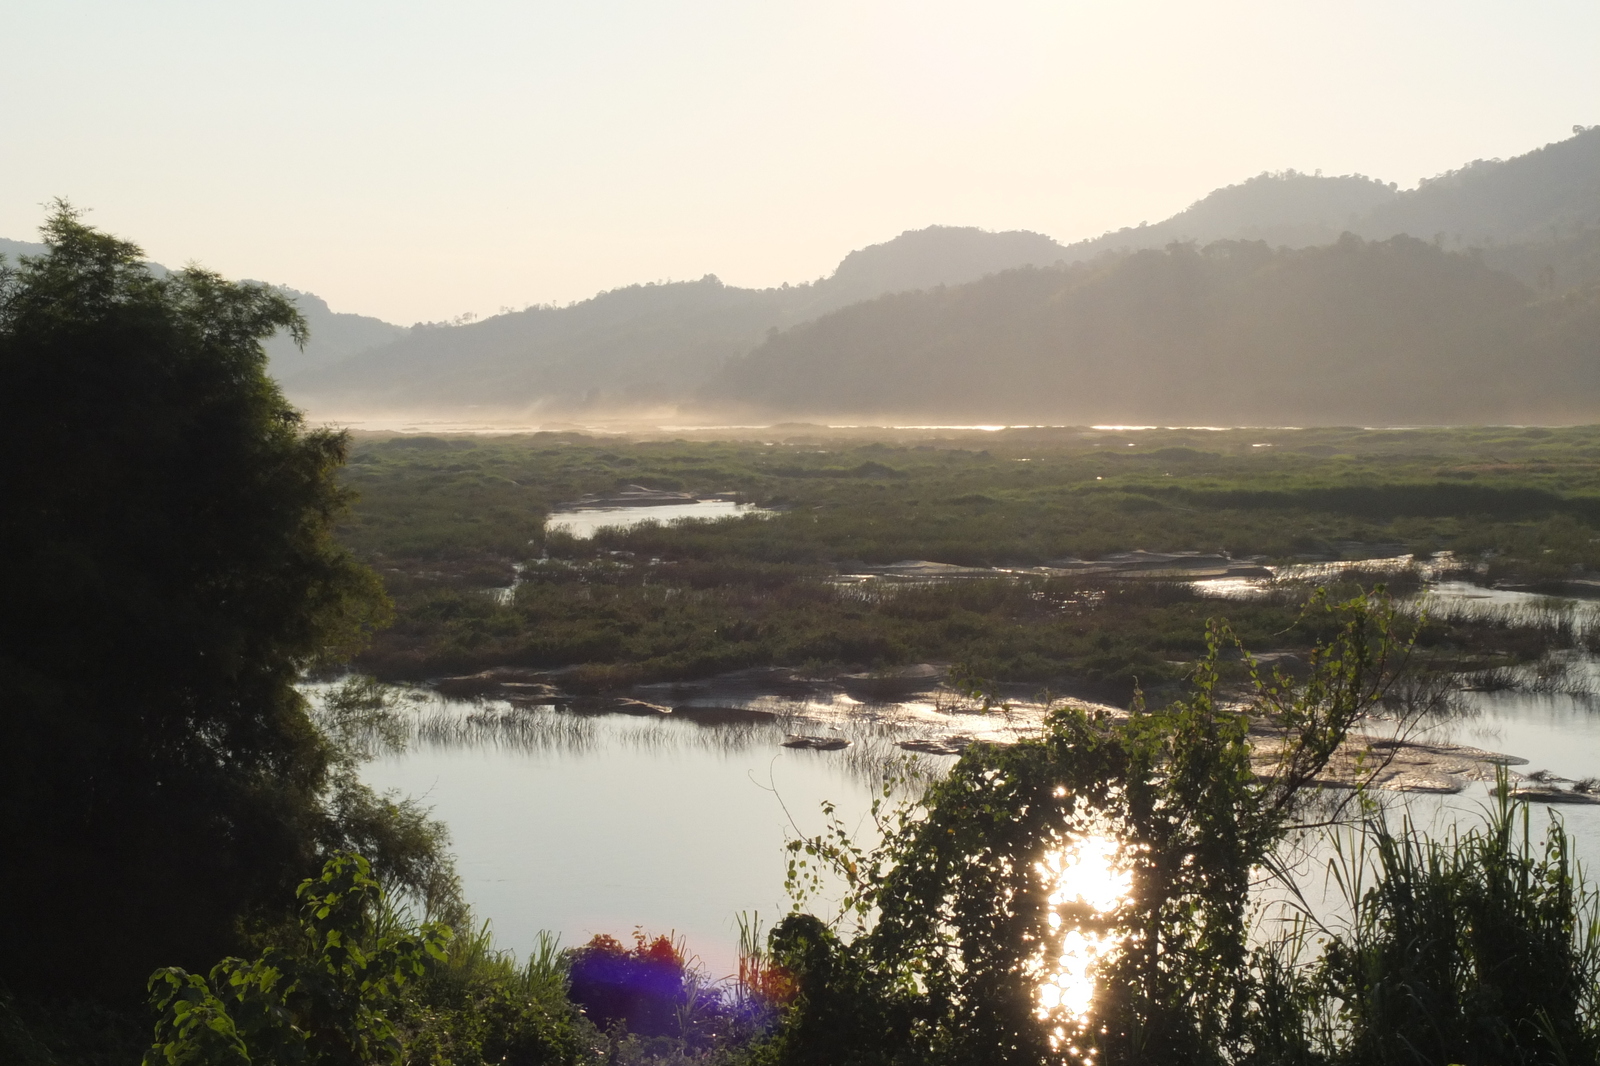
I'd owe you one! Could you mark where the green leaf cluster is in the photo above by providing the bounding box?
[762,594,1418,1066]
[146,853,447,1066]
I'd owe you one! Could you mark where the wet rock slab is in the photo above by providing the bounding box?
[783,734,850,751]
[898,736,976,756]
[671,705,778,725]
[1507,787,1600,804]
[434,667,564,700]
[1251,732,1530,794]
[558,484,700,508]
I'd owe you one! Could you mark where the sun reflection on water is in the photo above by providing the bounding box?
[1034,834,1133,1056]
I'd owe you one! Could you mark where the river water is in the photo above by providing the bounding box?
[545,500,766,539]
[359,564,1600,978]
[361,708,912,976]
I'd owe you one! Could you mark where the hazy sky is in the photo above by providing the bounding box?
[3,1,1597,323]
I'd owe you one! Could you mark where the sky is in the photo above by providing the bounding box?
[3,0,1598,324]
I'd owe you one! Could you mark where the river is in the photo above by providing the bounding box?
[358,550,1600,978]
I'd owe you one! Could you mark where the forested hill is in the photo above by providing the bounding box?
[0,238,48,263]
[282,225,1072,415]
[13,126,1597,422]
[1055,172,1403,257]
[257,288,405,379]
[1358,125,1600,246]
[823,225,1068,303]
[1060,126,1600,290]
[699,235,1600,426]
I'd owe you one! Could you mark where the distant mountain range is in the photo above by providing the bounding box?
[8,125,1600,424]
[703,128,1600,425]
[700,235,1600,425]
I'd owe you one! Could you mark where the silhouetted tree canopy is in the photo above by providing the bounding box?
[0,205,391,995]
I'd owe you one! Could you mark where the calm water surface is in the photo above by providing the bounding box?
[358,579,1600,976]
[361,711,898,975]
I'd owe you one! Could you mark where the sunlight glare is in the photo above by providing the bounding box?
[1034,835,1132,1047]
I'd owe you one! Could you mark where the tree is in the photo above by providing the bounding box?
[766,592,1419,1066]
[0,205,392,996]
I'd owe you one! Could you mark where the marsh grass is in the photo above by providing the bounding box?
[345,428,1600,692]
[409,701,601,754]
[1255,782,1600,1064]
[1410,595,1599,639]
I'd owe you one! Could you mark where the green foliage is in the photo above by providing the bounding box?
[764,594,1416,1066]
[0,206,396,995]
[312,677,466,925]
[1301,789,1600,1065]
[339,428,1600,689]
[142,854,586,1066]
[398,927,586,1066]
[0,990,145,1066]
[146,853,450,1066]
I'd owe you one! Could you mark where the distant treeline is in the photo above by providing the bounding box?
[700,235,1600,425]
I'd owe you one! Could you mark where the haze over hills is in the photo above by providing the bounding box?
[1058,127,1600,261]
[1056,172,1402,257]
[698,127,1600,426]
[257,289,405,380]
[280,224,1079,417]
[0,238,48,263]
[9,125,1600,425]
[699,235,1600,425]
[280,125,1600,424]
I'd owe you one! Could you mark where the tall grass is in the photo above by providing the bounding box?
[1257,781,1600,1064]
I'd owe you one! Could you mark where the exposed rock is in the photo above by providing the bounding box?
[1509,787,1600,804]
[633,666,818,702]
[671,705,777,725]
[783,734,849,751]
[434,667,562,699]
[1250,732,1528,794]
[1048,550,1234,573]
[898,736,975,756]
[856,560,998,579]
[840,663,944,701]
[566,697,670,716]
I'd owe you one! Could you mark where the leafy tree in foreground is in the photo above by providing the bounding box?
[146,853,449,1066]
[764,592,1426,1066]
[0,206,394,996]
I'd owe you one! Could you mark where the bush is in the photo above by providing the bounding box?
[144,854,586,1066]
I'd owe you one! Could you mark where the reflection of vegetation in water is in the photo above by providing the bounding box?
[418,702,600,755]
[339,682,953,795]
